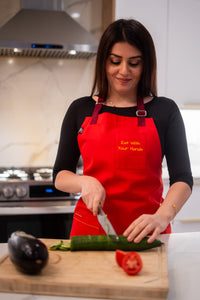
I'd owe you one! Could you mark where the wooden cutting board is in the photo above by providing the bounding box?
[0,239,168,300]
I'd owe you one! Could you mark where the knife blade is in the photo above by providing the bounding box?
[97,206,117,236]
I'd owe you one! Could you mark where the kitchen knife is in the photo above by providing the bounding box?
[97,206,118,236]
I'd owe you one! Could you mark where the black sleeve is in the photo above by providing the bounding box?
[53,103,80,183]
[162,99,193,190]
[53,97,95,183]
[148,97,193,190]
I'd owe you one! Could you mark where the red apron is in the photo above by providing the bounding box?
[70,98,171,237]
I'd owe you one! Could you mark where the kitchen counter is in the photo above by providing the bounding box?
[1,232,200,300]
[0,201,76,215]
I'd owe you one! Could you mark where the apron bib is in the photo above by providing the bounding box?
[70,98,171,237]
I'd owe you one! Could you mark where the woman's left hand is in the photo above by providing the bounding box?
[123,213,169,243]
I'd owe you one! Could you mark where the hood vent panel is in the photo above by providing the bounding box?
[0,9,98,59]
[0,48,96,59]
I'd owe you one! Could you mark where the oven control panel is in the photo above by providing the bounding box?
[0,181,74,202]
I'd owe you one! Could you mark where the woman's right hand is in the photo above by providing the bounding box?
[79,176,106,216]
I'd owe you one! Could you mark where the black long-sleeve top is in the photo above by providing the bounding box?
[53,96,193,190]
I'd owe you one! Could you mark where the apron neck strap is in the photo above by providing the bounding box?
[90,97,104,124]
[90,97,147,126]
[136,97,147,126]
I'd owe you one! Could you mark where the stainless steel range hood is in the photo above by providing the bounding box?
[0,1,98,59]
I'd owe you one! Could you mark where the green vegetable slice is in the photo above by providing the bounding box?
[49,240,64,250]
[58,241,71,251]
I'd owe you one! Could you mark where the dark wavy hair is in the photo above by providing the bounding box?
[91,19,157,99]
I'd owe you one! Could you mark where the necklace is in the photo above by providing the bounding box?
[104,99,137,108]
[104,100,115,107]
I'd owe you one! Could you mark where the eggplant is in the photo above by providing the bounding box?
[8,231,48,274]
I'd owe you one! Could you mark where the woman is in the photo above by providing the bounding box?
[53,19,193,243]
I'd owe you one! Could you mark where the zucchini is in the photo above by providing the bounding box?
[50,235,163,251]
[71,235,162,251]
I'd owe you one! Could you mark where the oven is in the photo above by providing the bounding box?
[0,167,79,242]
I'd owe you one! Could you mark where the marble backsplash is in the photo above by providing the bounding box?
[0,56,95,167]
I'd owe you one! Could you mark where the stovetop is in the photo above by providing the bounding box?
[0,167,53,182]
[0,167,76,204]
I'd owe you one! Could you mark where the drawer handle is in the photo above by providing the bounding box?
[180,219,200,223]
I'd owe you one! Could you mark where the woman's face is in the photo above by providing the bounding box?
[106,42,143,98]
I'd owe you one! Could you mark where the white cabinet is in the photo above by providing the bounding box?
[167,0,200,106]
[115,0,200,107]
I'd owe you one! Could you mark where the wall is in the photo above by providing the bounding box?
[0,57,96,167]
[0,0,102,167]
